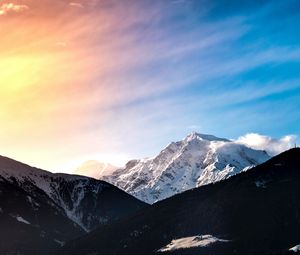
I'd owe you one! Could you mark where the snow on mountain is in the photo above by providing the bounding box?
[0,156,145,232]
[290,244,300,252]
[0,159,94,231]
[0,173,85,255]
[74,161,117,179]
[58,148,300,255]
[101,132,270,203]
[158,235,229,252]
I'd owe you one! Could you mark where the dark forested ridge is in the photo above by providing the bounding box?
[0,155,147,255]
[56,148,300,255]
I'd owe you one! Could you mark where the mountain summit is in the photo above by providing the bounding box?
[101,132,270,203]
[185,132,230,142]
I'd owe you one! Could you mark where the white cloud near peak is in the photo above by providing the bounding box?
[235,133,297,156]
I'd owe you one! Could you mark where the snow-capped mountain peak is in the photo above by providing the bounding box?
[101,133,270,203]
[184,132,229,142]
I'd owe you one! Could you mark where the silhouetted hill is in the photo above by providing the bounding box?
[0,155,147,255]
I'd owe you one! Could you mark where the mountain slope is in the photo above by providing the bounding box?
[0,155,147,254]
[0,175,84,255]
[102,132,270,203]
[56,148,300,255]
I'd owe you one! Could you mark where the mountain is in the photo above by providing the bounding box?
[55,148,300,255]
[0,155,146,255]
[101,132,270,203]
[74,160,117,179]
[0,175,84,255]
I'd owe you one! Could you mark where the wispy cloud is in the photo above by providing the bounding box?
[0,0,299,171]
[55,41,67,47]
[0,3,29,15]
[69,2,83,8]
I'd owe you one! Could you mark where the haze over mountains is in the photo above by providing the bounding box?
[74,161,117,179]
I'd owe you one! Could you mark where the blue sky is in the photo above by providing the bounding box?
[109,0,300,156]
[1,0,299,171]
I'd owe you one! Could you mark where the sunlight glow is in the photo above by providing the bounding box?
[0,56,44,92]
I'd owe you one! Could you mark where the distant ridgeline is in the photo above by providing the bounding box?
[0,155,146,255]
[57,148,300,255]
[0,148,300,255]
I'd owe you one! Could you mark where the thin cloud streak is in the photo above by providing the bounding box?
[0,0,299,171]
[69,2,84,8]
[0,3,29,15]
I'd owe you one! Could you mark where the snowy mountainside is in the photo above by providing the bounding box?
[0,175,84,255]
[57,148,300,255]
[0,155,145,232]
[101,132,270,203]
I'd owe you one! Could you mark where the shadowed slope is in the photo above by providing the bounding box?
[0,155,147,255]
[56,148,300,255]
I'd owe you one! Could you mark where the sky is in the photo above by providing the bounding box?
[0,0,300,173]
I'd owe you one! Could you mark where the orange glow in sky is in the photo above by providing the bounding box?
[1,0,299,172]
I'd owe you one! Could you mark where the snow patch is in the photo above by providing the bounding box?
[289,244,300,252]
[27,195,40,210]
[158,234,229,252]
[255,180,267,188]
[130,230,142,238]
[54,239,65,247]
[10,215,30,225]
